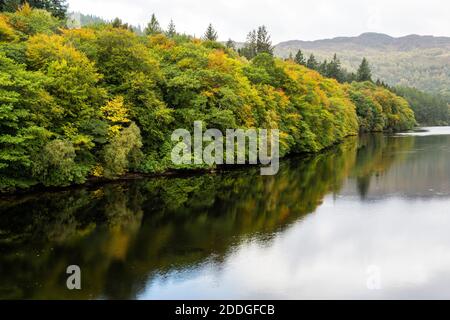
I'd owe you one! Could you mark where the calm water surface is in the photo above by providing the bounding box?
[1,127,450,299]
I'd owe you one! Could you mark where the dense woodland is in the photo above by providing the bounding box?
[0,4,417,192]
[393,86,450,126]
[286,49,450,125]
[275,33,450,100]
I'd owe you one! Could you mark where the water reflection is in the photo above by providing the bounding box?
[1,128,450,299]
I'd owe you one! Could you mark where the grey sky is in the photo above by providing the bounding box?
[67,0,450,43]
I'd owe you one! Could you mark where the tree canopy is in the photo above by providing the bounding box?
[0,0,67,19]
[0,7,416,192]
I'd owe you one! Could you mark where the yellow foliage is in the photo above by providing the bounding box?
[27,34,95,70]
[107,125,122,138]
[17,3,33,16]
[148,33,175,49]
[91,164,104,178]
[0,15,17,42]
[208,50,236,73]
[62,28,97,43]
[101,96,131,124]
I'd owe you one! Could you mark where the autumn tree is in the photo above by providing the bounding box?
[1,0,68,19]
[5,2,61,36]
[0,5,417,192]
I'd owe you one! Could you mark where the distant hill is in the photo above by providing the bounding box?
[275,33,450,97]
[67,12,108,28]
[67,12,143,34]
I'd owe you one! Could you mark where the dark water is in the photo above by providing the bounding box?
[1,127,450,300]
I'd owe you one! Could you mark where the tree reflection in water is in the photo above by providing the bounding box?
[0,133,421,299]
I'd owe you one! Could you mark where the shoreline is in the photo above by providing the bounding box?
[0,135,359,198]
[4,125,437,198]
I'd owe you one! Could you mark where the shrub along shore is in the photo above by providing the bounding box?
[0,6,416,193]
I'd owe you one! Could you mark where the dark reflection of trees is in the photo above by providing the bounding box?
[0,134,414,299]
[352,134,414,199]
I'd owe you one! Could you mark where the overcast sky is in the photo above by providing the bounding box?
[67,0,450,43]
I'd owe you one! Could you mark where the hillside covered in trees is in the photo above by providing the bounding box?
[393,86,450,126]
[0,5,416,192]
[275,33,450,99]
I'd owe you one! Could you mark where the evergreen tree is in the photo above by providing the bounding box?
[144,13,161,36]
[256,25,273,55]
[357,57,372,82]
[203,23,218,41]
[166,19,176,37]
[319,59,328,75]
[0,0,8,11]
[226,38,236,50]
[294,49,306,65]
[240,26,273,59]
[240,30,257,60]
[327,54,344,82]
[344,71,357,83]
[111,17,133,31]
[306,54,318,70]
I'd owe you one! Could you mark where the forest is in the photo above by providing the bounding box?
[393,86,450,126]
[275,33,450,100]
[0,3,416,192]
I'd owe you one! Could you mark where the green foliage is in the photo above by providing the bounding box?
[32,139,89,186]
[4,3,61,37]
[1,134,420,299]
[357,57,372,82]
[275,33,450,98]
[306,54,318,70]
[393,86,450,126]
[239,26,273,60]
[144,13,161,36]
[103,123,143,179]
[1,0,67,20]
[0,52,51,191]
[297,52,359,84]
[203,23,218,41]
[0,7,416,192]
[225,39,235,50]
[348,82,416,132]
[294,49,305,65]
[165,19,176,37]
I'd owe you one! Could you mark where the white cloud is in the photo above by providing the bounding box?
[67,0,450,43]
[139,196,450,299]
